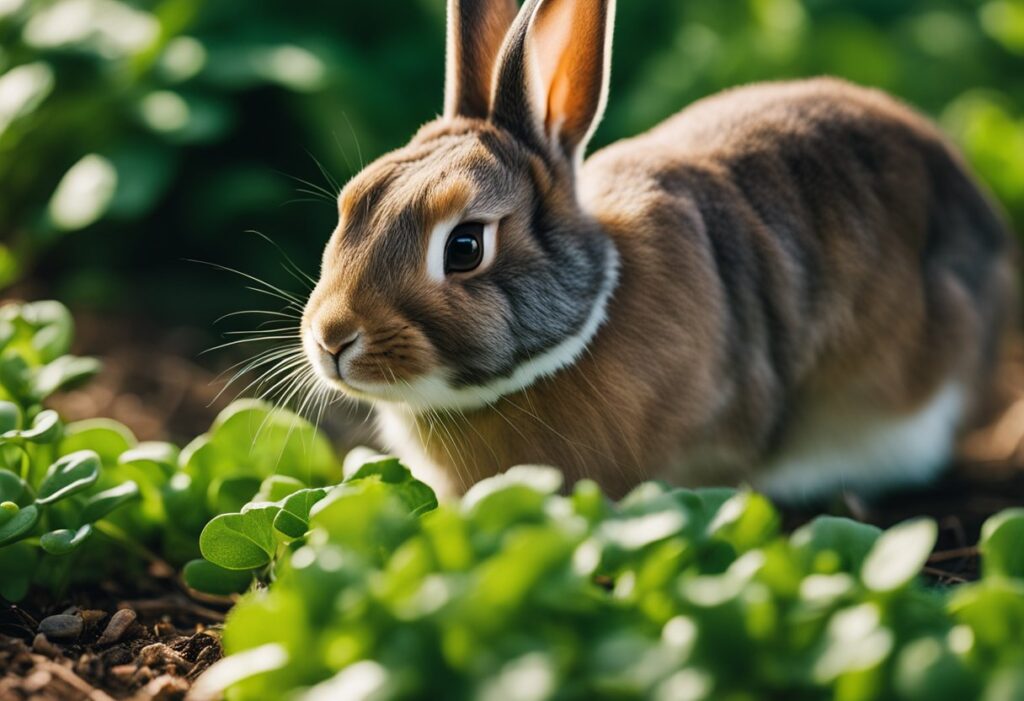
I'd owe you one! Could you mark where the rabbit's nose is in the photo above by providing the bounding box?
[314,324,361,358]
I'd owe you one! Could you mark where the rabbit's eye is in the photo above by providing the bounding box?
[445,222,485,274]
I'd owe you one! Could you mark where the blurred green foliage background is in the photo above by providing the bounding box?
[1,0,1023,327]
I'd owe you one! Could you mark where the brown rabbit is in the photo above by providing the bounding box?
[301,0,1016,501]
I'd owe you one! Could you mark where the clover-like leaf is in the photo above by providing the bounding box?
[272,488,330,539]
[183,559,254,596]
[200,504,280,570]
[40,524,93,555]
[980,508,1024,580]
[0,503,39,546]
[36,450,101,505]
[81,481,141,524]
[861,518,937,592]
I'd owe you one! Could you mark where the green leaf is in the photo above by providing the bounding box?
[32,355,102,399]
[707,491,780,552]
[255,475,306,502]
[200,505,280,570]
[272,487,330,539]
[60,419,136,465]
[0,401,19,433]
[0,504,38,546]
[5,409,61,444]
[119,441,178,475]
[183,558,254,595]
[36,450,101,505]
[0,469,29,505]
[40,524,93,555]
[22,301,73,362]
[0,501,17,526]
[861,518,937,592]
[980,508,1024,580]
[81,481,141,523]
[791,516,882,572]
[209,475,262,515]
[0,352,32,400]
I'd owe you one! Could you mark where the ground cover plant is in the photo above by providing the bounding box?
[2,299,1023,700]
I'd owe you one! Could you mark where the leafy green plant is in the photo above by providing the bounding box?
[195,464,1024,701]
[0,299,138,600]
[183,450,435,596]
[0,298,345,600]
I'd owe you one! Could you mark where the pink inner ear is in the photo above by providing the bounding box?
[528,0,607,155]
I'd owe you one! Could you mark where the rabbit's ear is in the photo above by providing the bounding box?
[444,0,520,119]
[490,0,614,165]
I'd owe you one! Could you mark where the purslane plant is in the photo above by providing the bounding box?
[0,299,344,601]
[196,465,1024,701]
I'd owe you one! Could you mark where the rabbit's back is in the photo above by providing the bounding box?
[580,77,1015,496]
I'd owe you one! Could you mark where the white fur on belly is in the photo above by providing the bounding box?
[754,381,965,502]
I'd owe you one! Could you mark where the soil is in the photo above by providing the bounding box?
[2,312,1023,698]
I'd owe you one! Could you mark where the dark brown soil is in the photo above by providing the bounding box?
[0,561,229,701]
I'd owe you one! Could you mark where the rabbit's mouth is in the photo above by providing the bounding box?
[301,322,441,402]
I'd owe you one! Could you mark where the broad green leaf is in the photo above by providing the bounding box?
[209,475,262,515]
[200,504,280,570]
[980,508,1024,580]
[707,492,779,552]
[0,401,19,433]
[791,516,882,572]
[60,419,136,465]
[255,475,305,502]
[32,355,101,399]
[40,524,93,555]
[187,400,340,490]
[0,469,28,505]
[0,352,32,400]
[861,518,937,592]
[0,504,38,546]
[81,481,141,523]
[21,301,73,362]
[183,558,254,595]
[894,636,978,701]
[119,441,178,476]
[36,450,101,505]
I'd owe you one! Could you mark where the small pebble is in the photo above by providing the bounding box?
[97,608,137,645]
[38,614,82,640]
[31,633,61,657]
[139,642,194,672]
[79,609,107,627]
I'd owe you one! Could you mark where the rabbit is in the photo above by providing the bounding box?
[301,0,1016,502]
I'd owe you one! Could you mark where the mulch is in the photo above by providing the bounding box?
[0,561,230,701]
[2,312,1023,698]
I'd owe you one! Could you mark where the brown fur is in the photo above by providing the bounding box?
[303,0,1015,500]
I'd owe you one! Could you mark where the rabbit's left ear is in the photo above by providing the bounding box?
[490,0,614,165]
[444,0,520,119]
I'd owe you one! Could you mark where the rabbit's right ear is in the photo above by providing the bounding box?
[444,0,520,119]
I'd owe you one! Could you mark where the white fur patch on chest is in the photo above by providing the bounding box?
[754,381,966,502]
